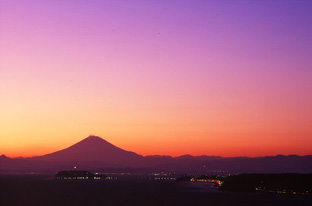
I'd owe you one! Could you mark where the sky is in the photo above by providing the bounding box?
[1,0,312,158]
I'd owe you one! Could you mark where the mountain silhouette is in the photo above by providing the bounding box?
[33,135,143,166]
[1,135,312,174]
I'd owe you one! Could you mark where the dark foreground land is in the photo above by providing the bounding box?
[220,173,312,194]
[0,175,311,206]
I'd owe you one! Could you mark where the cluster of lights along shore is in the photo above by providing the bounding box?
[54,168,311,195]
[55,168,105,180]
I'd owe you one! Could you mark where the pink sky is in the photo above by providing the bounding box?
[1,0,312,157]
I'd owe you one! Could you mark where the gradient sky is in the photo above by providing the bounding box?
[1,0,312,158]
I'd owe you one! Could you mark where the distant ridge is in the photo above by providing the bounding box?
[0,135,312,174]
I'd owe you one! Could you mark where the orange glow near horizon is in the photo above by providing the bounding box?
[1,87,312,158]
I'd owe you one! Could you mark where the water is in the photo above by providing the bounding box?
[0,175,311,206]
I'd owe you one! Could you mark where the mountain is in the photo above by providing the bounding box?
[33,135,142,164]
[1,136,312,174]
[0,154,8,159]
